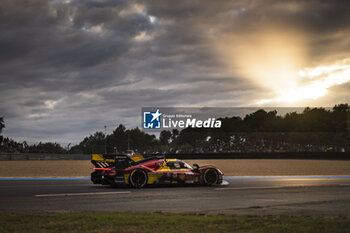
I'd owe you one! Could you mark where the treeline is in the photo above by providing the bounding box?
[69,125,157,154]
[0,104,349,154]
[0,117,67,154]
[70,104,350,154]
[172,104,349,153]
[0,138,66,154]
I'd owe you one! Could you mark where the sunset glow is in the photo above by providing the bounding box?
[258,60,350,104]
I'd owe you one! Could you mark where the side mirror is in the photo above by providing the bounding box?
[193,163,199,169]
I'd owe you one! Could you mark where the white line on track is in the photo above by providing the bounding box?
[35,191,131,197]
[220,180,230,186]
[215,183,350,191]
[215,186,288,191]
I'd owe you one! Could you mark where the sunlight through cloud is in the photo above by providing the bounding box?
[258,59,350,104]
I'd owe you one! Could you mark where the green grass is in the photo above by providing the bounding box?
[0,212,349,233]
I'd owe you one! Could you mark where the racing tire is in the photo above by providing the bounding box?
[203,168,218,186]
[129,169,148,188]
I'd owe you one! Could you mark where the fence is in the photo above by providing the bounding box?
[0,153,90,161]
[162,152,350,160]
[1,152,350,161]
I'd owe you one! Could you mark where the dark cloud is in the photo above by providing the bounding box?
[0,0,350,143]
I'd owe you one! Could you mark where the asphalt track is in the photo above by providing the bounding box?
[1,177,350,215]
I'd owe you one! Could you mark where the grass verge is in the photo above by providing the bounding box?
[0,212,349,233]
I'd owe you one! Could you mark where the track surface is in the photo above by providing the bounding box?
[1,178,350,215]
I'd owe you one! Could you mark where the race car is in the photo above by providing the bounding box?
[91,153,223,188]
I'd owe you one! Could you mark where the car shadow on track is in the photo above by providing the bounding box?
[89,180,230,191]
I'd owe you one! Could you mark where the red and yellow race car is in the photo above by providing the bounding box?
[91,154,223,188]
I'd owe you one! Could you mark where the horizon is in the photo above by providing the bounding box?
[1,105,346,146]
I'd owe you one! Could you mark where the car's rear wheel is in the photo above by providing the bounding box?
[129,169,148,188]
[203,169,218,186]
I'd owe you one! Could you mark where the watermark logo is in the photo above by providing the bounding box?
[142,107,223,131]
[143,109,162,129]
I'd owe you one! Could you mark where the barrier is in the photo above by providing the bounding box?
[1,152,350,161]
[0,153,90,161]
[151,152,350,160]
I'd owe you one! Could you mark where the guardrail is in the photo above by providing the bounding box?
[0,153,90,161]
[153,152,350,160]
[1,152,350,161]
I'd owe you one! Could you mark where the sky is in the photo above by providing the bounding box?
[1,0,350,144]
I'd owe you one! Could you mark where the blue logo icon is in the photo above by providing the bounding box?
[143,109,162,129]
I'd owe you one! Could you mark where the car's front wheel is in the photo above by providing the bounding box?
[129,169,148,188]
[203,168,218,186]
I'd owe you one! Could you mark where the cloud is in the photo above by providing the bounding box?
[1,0,350,143]
[257,58,350,104]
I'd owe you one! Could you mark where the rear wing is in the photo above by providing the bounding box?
[91,153,144,169]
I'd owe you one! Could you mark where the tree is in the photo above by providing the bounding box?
[0,117,4,134]
[78,131,106,154]
[107,124,128,152]
[160,130,172,145]
[106,125,157,153]
[171,129,179,140]
[128,128,157,152]
[0,117,4,145]
[333,104,349,112]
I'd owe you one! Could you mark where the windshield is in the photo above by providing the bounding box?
[166,161,193,170]
[182,161,193,169]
